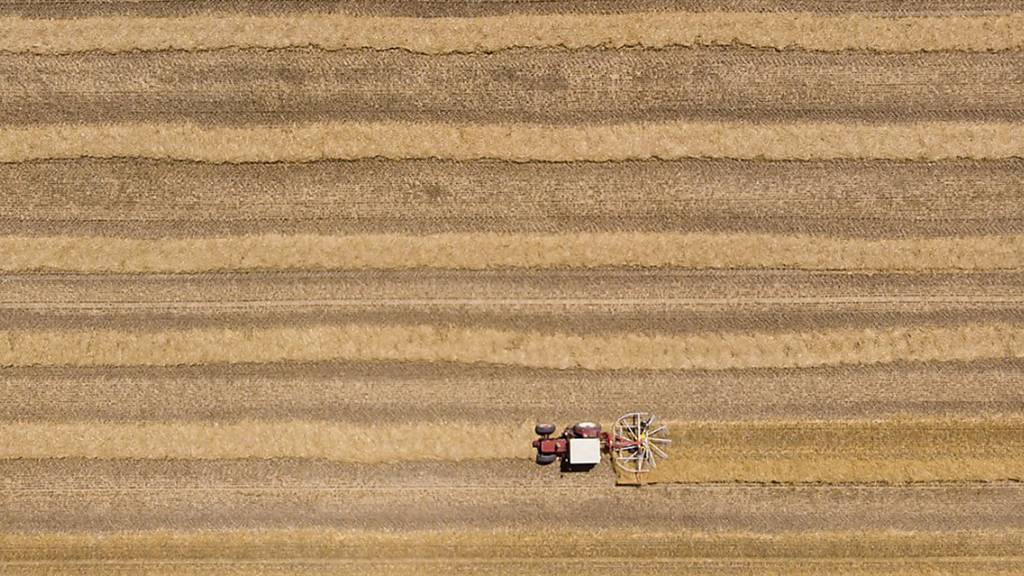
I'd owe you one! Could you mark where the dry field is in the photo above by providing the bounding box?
[2,1,1024,573]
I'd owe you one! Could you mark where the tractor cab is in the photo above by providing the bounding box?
[532,421,604,470]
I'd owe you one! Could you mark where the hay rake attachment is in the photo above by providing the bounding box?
[609,412,672,474]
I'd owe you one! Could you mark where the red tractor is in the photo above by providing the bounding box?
[532,412,671,473]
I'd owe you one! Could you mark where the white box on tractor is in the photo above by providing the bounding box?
[567,437,601,465]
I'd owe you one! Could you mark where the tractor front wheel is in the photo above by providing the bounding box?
[534,423,556,436]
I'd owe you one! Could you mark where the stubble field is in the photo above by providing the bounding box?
[2,1,1024,573]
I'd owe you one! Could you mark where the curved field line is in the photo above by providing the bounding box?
[1,12,1023,54]
[0,420,536,461]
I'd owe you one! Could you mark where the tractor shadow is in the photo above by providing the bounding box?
[559,460,599,474]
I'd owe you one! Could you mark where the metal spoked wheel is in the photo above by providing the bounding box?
[611,412,671,474]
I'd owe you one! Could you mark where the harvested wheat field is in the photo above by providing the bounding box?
[2,1,1024,574]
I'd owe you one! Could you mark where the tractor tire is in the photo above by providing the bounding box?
[534,423,557,436]
[573,422,601,437]
[536,453,558,465]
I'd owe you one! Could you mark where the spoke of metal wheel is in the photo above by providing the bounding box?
[617,415,637,441]
[647,425,666,436]
[649,437,672,444]
[650,443,669,459]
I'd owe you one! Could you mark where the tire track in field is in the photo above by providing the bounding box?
[5,460,1024,533]
[3,528,1023,576]
[2,322,1022,370]
[4,232,1024,272]
[2,122,1024,162]
[5,360,1024,423]
[4,159,1023,239]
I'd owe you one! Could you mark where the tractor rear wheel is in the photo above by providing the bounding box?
[536,453,558,465]
[534,423,556,436]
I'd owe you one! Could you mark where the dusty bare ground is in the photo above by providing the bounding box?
[3,49,1023,125]
[3,159,1024,238]
[5,460,1024,533]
